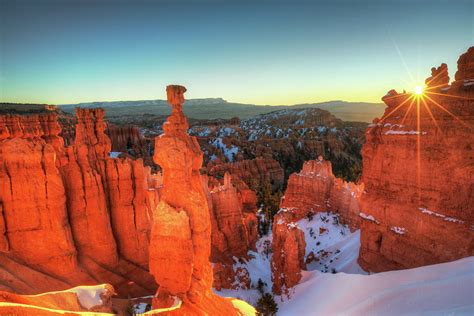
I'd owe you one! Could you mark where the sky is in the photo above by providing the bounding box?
[0,0,473,105]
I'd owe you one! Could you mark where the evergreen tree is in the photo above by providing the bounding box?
[256,293,278,316]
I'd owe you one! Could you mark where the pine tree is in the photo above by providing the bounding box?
[256,293,278,316]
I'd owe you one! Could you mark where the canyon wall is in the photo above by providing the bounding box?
[207,157,285,191]
[358,47,474,272]
[0,109,157,297]
[206,172,258,290]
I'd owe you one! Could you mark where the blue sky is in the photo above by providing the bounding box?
[0,0,472,104]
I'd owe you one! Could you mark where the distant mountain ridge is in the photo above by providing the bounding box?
[60,98,385,122]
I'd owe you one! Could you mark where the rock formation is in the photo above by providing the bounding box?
[0,109,157,297]
[358,47,474,272]
[106,124,151,162]
[425,63,449,88]
[207,157,285,191]
[206,172,258,290]
[280,156,363,229]
[271,212,306,296]
[149,85,239,314]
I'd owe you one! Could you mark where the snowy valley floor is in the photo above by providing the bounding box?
[215,212,474,315]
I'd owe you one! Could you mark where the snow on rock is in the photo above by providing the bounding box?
[419,207,465,224]
[385,130,427,135]
[210,137,239,162]
[278,256,474,315]
[296,212,366,275]
[214,234,273,306]
[108,151,122,158]
[391,226,407,235]
[359,212,380,224]
[66,284,109,309]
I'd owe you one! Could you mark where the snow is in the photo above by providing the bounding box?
[419,207,465,224]
[108,151,122,158]
[210,137,239,162]
[65,284,108,309]
[385,130,427,135]
[391,226,407,235]
[214,234,273,306]
[359,212,380,224]
[278,256,474,315]
[296,213,366,275]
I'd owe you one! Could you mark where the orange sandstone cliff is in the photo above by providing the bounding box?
[0,109,157,297]
[358,47,474,272]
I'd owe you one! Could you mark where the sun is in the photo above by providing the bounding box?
[414,85,424,95]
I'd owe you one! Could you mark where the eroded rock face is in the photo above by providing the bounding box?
[0,109,157,297]
[150,85,239,315]
[207,157,284,191]
[206,172,258,290]
[281,156,363,229]
[106,124,151,162]
[358,48,474,272]
[271,212,306,296]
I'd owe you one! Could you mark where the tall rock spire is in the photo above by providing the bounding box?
[150,85,239,314]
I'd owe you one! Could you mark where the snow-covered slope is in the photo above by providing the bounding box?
[279,256,474,315]
[216,211,474,315]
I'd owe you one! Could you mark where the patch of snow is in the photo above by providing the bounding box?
[385,130,427,135]
[419,207,465,224]
[210,137,239,162]
[391,226,407,235]
[66,284,108,309]
[297,212,366,275]
[108,151,122,158]
[359,212,380,224]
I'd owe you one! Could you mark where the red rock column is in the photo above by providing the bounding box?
[150,85,213,307]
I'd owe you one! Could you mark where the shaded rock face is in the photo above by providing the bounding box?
[150,85,239,315]
[206,172,258,290]
[0,109,157,297]
[106,124,152,162]
[207,157,284,191]
[358,47,474,272]
[281,157,363,229]
[271,212,306,296]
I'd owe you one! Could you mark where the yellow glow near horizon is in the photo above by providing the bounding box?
[414,85,424,95]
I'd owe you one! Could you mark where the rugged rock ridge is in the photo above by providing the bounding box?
[280,156,363,229]
[358,47,474,272]
[149,85,239,315]
[206,172,258,290]
[207,157,285,191]
[0,109,157,296]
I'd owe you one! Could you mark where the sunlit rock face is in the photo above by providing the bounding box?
[280,157,363,229]
[0,109,158,297]
[150,85,240,315]
[358,47,474,272]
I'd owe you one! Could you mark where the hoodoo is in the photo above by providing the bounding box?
[149,85,241,314]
